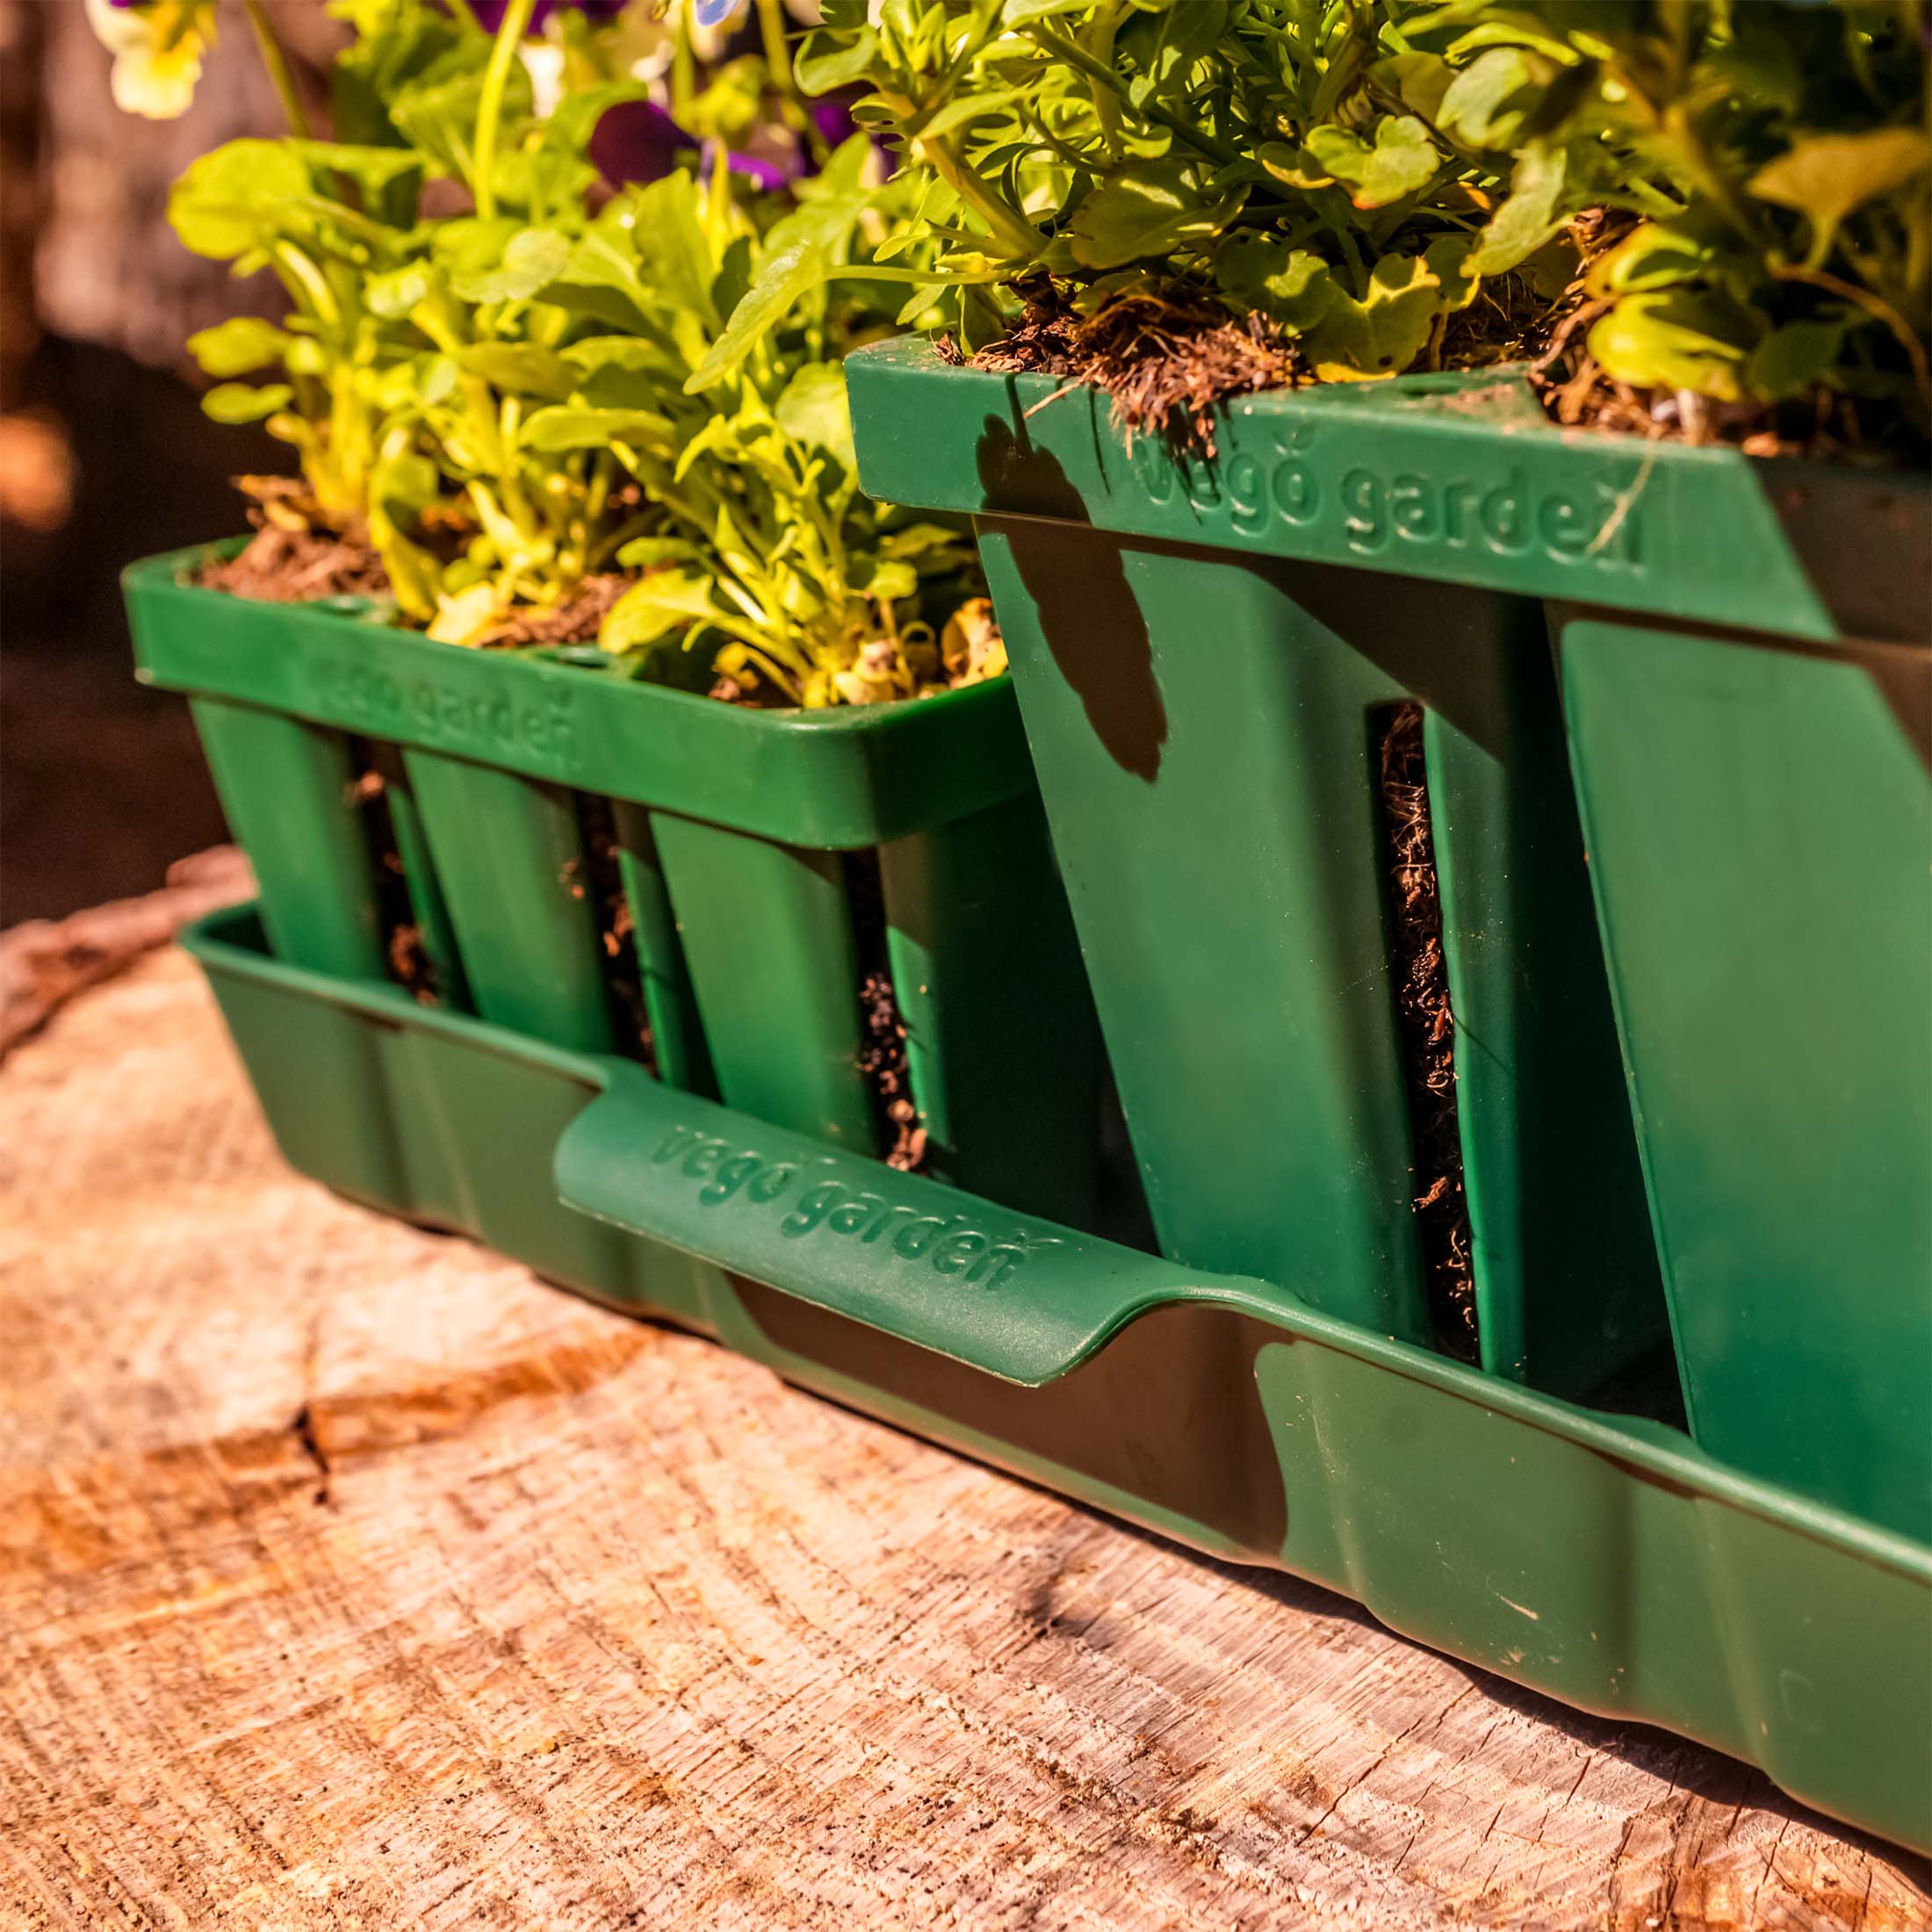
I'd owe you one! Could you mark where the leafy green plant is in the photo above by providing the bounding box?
[778,0,1556,378]
[774,0,1928,442]
[150,0,997,702]
[530,150,989,703]
[1404,2,1930,443]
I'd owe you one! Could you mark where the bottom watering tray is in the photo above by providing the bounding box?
[183,904,1932,1853]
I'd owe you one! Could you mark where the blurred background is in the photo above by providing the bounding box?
[1,0,349,925]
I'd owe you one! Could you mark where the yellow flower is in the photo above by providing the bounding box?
[85,0,215,121]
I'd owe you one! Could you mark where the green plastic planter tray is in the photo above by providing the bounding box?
[1559,609,1930,1545]
[845,342,1932,1544]
[126,547,1101,1223]
[184,902,1932,1854]
[847,342,1665,1404]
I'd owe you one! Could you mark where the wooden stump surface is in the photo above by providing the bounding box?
[1,919,1927,1929]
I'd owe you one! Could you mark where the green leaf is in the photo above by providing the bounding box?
[774,362,855,469]
[614,537,705,569]
[290,141,423,227]
[391,60,529,180]
[861,559,919,601]
[1745,318,1850,401]
[201,383,294,424]
[520,406,675,453]
[915,87,1030,145]
[328,0,473,148]
[1371,52,1457,125]
[1445,19,1581,67]
[544,227,653,330]
[1069,162,1240,270]
[1748,129,1932,254]
[1585,220,1719,297]
[1301,252,1453,376]
[458,342,576,398]
[1303,116,1441,209]
[626,173,720,328]
[686,242,827,393]
[449,227,573,305]
[1119,2,1229,97]
[1002,0,1088,25]
[186,317,292,378]
[795,27,881,93]
[876,521,971,561]
[1218,240,1337,330]
[167,141,312,259]
[600,572,724,651]
[366,265,434,319]
[1437,47,1539,151]
[1467,141,1569,274]
[1587,292,1754,403]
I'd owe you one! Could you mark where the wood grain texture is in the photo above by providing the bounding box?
[0,946,1926,1931]
[0,846,251,1052]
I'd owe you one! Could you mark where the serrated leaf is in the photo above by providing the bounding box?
[1301,252,1452,376]
[168,141,311,258]
[1303,116,1441,209]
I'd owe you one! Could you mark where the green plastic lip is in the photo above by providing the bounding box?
[556,1056,1269,1388]
[181,900,1932,1584]
[125,546,1036,849]
[845,339,1932,648]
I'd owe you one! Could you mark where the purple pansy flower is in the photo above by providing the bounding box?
[470,0,626,30]
[810,88,861,152]
[692,0,750,24]
[591,98,793,192]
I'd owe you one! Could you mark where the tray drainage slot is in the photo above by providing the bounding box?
[573,792,659,1074]
[845,848,926,1173]
[347,736,446,1006]
[1373,701,1477,1365]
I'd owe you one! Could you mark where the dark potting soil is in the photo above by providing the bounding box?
[196,477,637,646]
[199,504,393,605]
[1529,308,1927,460]
[843,849,928,1174]
[950,284,1298,458]
[950,274,1546,458]
[479,573,631,647]
[1527,212,1929,462]
[1373,702,1479,1365]
[568,793,658,1072]
[344,739,439,1006]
